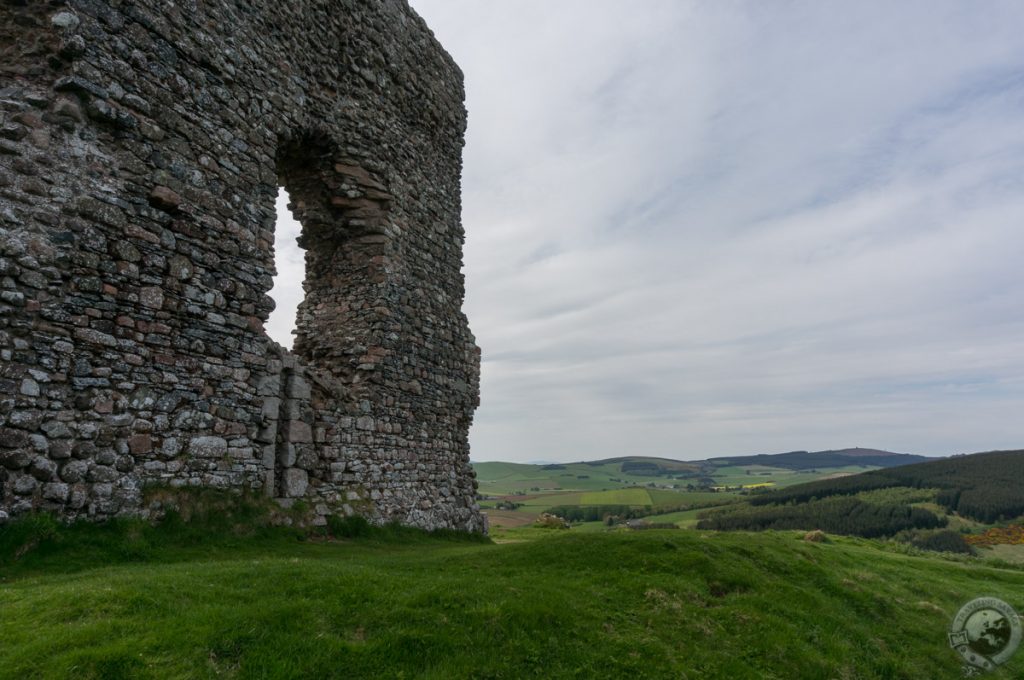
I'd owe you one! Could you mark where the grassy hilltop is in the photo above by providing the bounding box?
[2,451,1023,678]
[2,495,1023,678]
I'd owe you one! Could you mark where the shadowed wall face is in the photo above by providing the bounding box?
[0,0,484,532]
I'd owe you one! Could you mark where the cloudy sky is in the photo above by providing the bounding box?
[269,1,1024,463]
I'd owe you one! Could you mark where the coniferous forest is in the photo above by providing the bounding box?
[697,450,1023,537]
[696,497,945,537]
[747,450,1024,523]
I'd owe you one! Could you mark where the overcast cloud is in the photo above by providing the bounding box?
[269,1,1024,462]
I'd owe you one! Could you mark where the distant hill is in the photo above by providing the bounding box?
[706,448,930,471]
[472,448,931,497]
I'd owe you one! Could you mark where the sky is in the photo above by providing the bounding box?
[269,1,1024,463]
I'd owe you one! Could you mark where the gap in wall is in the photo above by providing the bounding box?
[265,187,305,349]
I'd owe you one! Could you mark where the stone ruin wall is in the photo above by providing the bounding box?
[0,0,485,532]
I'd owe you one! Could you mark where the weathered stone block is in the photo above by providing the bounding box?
[160,437,183,458]
[188,436,227,458]
[286,375,311,400]
[282,420,312,444]
[129,434,152,455]
[60,460,88,483]
[49,441,72,460]
[42,482,70,502]
[261,445,275,469]
[0,428,28,449]
[13,475,37,495]
[278,444,297,468]
[281,468,308,498]
[257,375,280,398]
[0,449,32,470]
[261,397,281,421]
[87,465,120,483]
[28,456,57,481]
[256,422,277,444]
[19,378,39,396]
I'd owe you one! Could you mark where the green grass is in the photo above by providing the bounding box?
[2,508,1023,679]
[977,544,1024,566]
[644,507,709,528]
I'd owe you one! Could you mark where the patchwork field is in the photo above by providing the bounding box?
[473,455,887,530]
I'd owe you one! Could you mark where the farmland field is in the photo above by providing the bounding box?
[578,488,653,505]
[473,455,889,530]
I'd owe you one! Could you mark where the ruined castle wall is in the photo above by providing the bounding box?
[0,0,484,531]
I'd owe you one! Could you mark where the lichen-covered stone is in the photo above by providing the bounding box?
[0,0,483,532]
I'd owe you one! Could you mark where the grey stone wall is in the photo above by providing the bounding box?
[0,0,485,532]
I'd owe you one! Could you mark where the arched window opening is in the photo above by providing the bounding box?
[265,187,305,349]
[272,134,394,390]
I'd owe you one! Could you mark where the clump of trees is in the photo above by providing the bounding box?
[545,504,651,523]
[546,498,731,524]
[620,461,665,476]
[909,530,974,554]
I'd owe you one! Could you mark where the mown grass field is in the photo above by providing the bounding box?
[706,464,877,488]
[2,510,1023,679]
[579,488,653,505]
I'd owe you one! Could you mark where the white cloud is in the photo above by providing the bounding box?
[272,1,1024,461]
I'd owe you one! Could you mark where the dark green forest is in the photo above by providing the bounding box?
[748,450,1024,523]
[545,504,652,522]
[695,497,946,538]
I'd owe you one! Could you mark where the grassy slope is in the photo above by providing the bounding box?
[473,461,656,495]
[2,528,1022,679]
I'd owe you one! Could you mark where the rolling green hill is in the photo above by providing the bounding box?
[472,448,926,496]
[2,512,1022,679]
[696,450,1024,548]
[473,449,927,530]
[749,449,1024,523]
